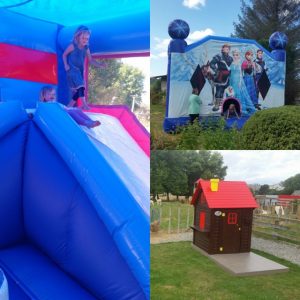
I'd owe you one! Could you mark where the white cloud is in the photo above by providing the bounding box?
[151,28,213,65]
[187,28,214,44]
[151,37,170,59]
[153,37,170,51]
[215,151,300,185]
[182,0,206,9]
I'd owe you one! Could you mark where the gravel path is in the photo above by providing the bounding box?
[252,236,300,266]
[151,232,300,266]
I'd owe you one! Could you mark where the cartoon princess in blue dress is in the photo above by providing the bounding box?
[229,49,256,115]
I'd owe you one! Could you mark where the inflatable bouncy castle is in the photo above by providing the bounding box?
[0,1,149,299]
[164,19,287,132]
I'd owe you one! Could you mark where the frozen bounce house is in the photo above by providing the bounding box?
[0,1,149,299]
[164,19,288,131]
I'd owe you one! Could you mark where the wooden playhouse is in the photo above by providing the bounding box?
[191,179,258,254]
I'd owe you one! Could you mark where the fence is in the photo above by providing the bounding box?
[151,202,300,244]
[150,203,193,234]
[253,214,300,244]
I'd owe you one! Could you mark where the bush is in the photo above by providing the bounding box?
[177,118,242,150]
[177,122,203,149]
[200,118,241,150]
[241,106,300,149]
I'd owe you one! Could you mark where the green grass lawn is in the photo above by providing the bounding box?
[151,241,300,300]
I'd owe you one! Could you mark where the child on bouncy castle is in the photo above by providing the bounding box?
[62,25,105,110]
[40,86,101,128]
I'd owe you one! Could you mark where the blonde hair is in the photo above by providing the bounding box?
[40,86,55,102]
[232,49,240,55]
[73,25,91,44]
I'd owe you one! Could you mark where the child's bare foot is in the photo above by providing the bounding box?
[88,120,101,128]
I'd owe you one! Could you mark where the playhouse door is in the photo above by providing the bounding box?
[220,209,241,253]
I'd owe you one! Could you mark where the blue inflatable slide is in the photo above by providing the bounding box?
[0,1,149,299]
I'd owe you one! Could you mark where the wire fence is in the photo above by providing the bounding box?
[151,202,300,244]
[150,203,193,234]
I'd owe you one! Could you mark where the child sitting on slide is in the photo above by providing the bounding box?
[39,86,100,128]
[224,103,240,119]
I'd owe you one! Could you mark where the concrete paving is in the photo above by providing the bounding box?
[192,244,289,276]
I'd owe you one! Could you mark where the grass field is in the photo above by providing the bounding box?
[151,241,300,300]
[151,202,192,232]
[150,103,180,149]
[150,102,165,133]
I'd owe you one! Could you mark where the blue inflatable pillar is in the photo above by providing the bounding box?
[164,20,190,129]
[269,32,288,62]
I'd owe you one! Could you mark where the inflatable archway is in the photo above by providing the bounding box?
[0,1,149,299]
[164,19,287,132]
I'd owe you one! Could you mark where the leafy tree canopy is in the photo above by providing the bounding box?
[281,173,300,194]
[151,151,227,198]
[88,59,145,108]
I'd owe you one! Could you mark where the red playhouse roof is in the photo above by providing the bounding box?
[278,195,300,199]
[191,179,258,208]
[277,195,300,207]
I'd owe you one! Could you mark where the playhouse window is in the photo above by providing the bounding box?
[199,212,206,230]
[227,212,237,224]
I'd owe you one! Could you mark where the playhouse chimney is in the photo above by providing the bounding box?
[210,178,219,192]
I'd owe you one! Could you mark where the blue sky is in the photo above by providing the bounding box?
[151,0,246,76]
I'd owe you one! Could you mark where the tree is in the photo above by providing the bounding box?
[115,64,144,108]
[258,184,270,195]
[183,151,227,195]
[88,59,144,107]
[281,173,300,194]
[161,151,189,200]
[232,0,300,104]
[150,151,227,200]
[150,78,165,104]
[88,59,121,105]
[150,151,168,200]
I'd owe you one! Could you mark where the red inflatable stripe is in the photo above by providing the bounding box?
[0,43,57,84]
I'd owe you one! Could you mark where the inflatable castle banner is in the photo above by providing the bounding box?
[164,19,287,131]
